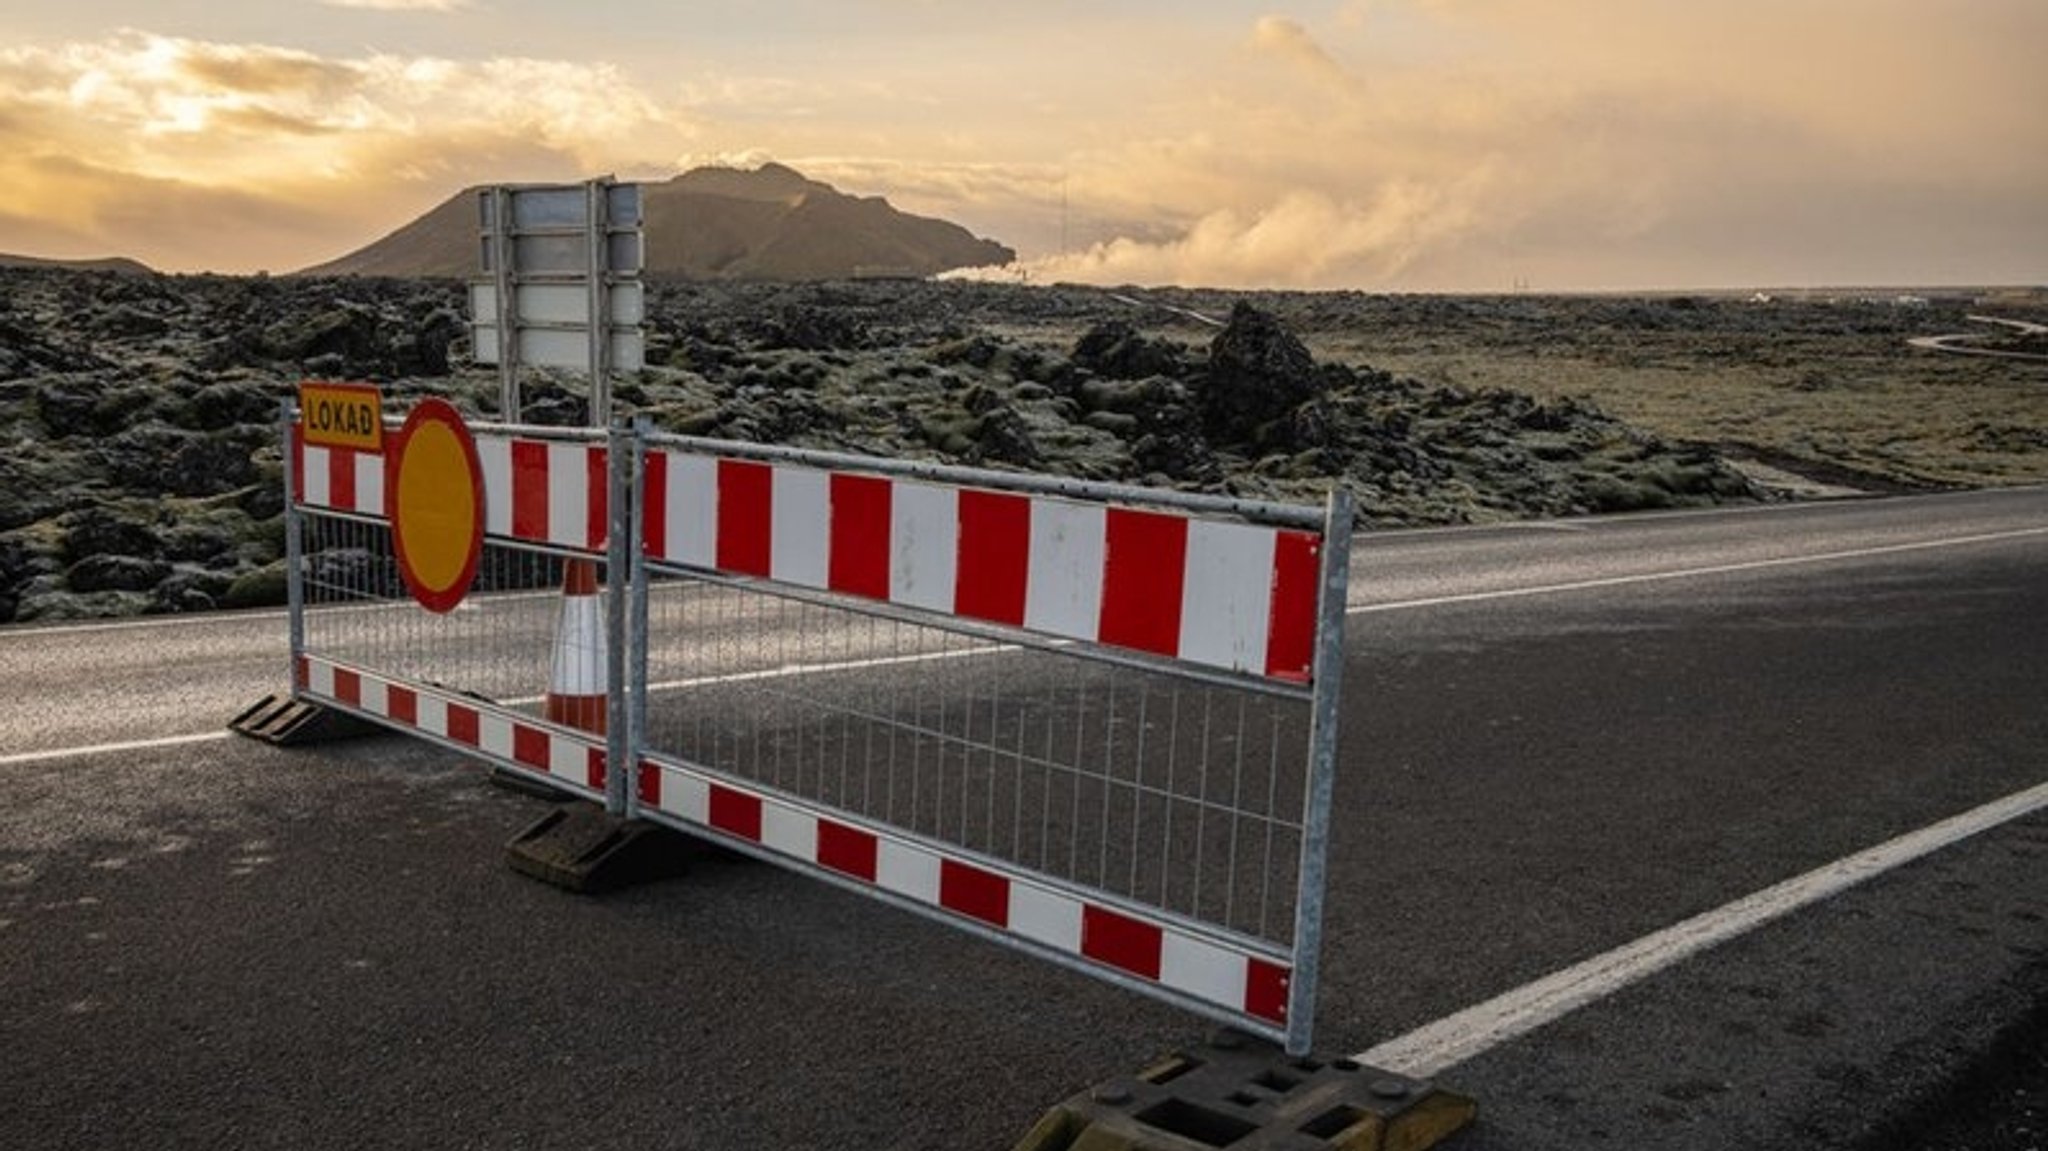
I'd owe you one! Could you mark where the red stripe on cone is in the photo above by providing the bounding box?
[544,558,607,735]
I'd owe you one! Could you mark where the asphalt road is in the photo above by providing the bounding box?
[2,486,2044,1149]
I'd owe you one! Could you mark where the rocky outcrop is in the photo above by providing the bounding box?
[0,267,1767,624]
[1201,302,1323,442]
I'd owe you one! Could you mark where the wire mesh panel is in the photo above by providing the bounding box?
[629,432,1350,1052]
[639,581,1311,948]
[300,518,569,704]
[286,411,617,801]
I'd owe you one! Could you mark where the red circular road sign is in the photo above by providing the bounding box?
[386,398,484,614]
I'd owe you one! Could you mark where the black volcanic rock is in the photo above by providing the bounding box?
[1072,321,1187,380]
[300,163,1015,281]
[2,316,114,379]
[61,506,163,565]
[1201,302,1324,446]
[0,266,1784,624]
[185,379,279,431]
[66,553,171,593]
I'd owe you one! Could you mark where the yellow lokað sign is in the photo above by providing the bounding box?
[299,381,384,451]
[387,398,484,614]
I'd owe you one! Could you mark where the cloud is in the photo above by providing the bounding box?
[1014,177,1496,287]
[320,0,471,10]
[976,3,2048,288]
[0,5,2041,287]
[173,44,361,98]
[1249,16,1355,93]
[0,30,694,270]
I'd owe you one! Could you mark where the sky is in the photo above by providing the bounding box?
[0,0,2042,291]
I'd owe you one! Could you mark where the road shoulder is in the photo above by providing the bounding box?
[1435,810,2048,1149]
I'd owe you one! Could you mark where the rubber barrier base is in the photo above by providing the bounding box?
[1012,1030,1475,1151]
[487,765,577,801]
[229,694,382,746]
[506,803,700,894]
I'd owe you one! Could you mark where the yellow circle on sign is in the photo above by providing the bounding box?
[387,398,483,614]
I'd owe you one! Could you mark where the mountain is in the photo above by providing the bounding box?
[298,163,1015,281]
[0,253,154,275]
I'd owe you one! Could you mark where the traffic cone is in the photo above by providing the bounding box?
[544,558,607,735]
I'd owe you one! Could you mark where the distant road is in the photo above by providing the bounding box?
[3,487,2046,1149]
[1909,314,2048,361]
[1106,291,1226,327]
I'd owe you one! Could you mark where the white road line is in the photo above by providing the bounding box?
[640,643,1012,695]
[5,646,1013,768]
[1350,487,2046,541]
[497,642,1013,707]
[0,730,232,768]
[1358,777,2048,1077]
[0,610,290,639]
[0,590,550,641]
[1348,526,2048,615]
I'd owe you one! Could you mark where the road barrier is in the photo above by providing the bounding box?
[288,413,620,804]
[280,404,1352,1055]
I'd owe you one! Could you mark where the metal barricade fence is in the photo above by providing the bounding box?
[286,410,620,804]
[625,430,1351,1055]
[280,406,1351,1056]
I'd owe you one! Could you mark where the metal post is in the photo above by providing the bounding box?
[491,186,519,421]
[603,420,633,816]
[586,177,613,427]
[1283,485,1354,1056]
[281,399,305,694]
[626,417,653,819]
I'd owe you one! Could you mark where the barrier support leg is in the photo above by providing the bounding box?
[229,694,382,746]
[504,801,706,894]
[1011,1030,1475,1151]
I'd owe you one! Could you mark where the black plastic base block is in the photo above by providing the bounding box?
[229,694,383,746]
[505,803,700,894]
[1012,1029,1476,1151]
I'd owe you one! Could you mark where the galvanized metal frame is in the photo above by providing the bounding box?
[627,418,655,817]
[485,187,517,419]
[603,420,633,814]
[282,401,306,683]
[1282,487,1353,1052]
[585,181,613,425]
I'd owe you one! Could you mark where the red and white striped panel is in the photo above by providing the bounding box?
[291,426,608,556]
[293,432,386,519]
[473,435,609,554]
[642,451,1325,683]
[298,655,606,796]
[636,754,1292,1033]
